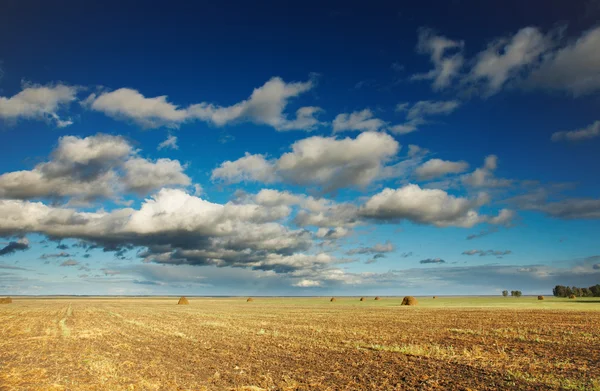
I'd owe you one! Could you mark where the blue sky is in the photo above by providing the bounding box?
[1,0,599,296]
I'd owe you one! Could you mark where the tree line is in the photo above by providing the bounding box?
[553,285,600,297]
[502,290,522,297]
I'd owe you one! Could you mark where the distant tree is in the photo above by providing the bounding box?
[515,290,522,297]
[553,285,567,297]
[502,290,508,297]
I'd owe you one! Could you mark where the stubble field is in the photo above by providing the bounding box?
[0,297,599,391]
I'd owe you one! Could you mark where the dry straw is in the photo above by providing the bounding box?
[0,297,12,304]
[538,295,544,300]
[177,297,189,305]
[330,297,336,302]
[247,298,254,302]
[401,296,418,306]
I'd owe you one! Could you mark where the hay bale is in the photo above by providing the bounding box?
[359,297,366,301]
[177,296,189,305]
[538,295,544,300]
[374,296,381,301]
[247,297,254,302]
[433,296,437,299]
[401,296,418,306]
[330,297,336,302]
[569,294,576,299]
[0,297,12,304]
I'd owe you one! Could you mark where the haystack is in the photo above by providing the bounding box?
[374,296,381,301]
[0,297,12,304]
[330,297,336,302]
[359,297,366,301]
[177,296,189,305]
[569,294,576,299]
[401,296,418,306]
[247,297,254,302]
[538,295,544,300]
[433,296,437,299]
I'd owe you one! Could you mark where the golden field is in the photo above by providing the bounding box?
[1,297,599,390]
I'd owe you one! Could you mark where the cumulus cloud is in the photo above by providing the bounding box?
[0,188,333,274]
[158,134,179,150]
[86,76,322,131]
[211,153,277,184]
[60,259,79,267]
[411,28,464,89]
[416,158,469,180]
[292,279,322,287]
[332,109,387,132]
[525,26,600,96]
[466,27,552,95]
[359,184,491,228]
[84,88,188,128]
[462,155,512,188]
[412,25,600,96]
[551,120,600,142]
[0,134,190,203]
[122,158,190,194]
[0,83,77,127]
[420,258,446,264]
[213,132,400,192]
[0,238,29,256]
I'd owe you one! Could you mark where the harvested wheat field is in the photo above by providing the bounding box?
[1,297,599,391]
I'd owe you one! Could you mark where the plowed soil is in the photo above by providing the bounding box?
[1,297,598,390]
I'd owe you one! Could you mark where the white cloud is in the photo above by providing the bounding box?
[416,158,469,180]
[462,155,512,188]
[332,109,387,132]
[293,279,322,287]
[254,189,304,207]
[211,153,277,184]
[213,132,400,192]
[388,123,419,135]
[467,27,552,95]
[551,120,600,142]
[85,76,322,131]
[359,184,489,228]
[189,76,321,131]
[277,132,399,190]
[0,134,190,203]
[157,134,179,150]
[122,158,190,194]
[86,88,188,128]
[411,28,464,90]
[526,26,600,96]
[412,25,600,97]
[192,184,203,196]
[0,83,77,127]
[0,188,320,273]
